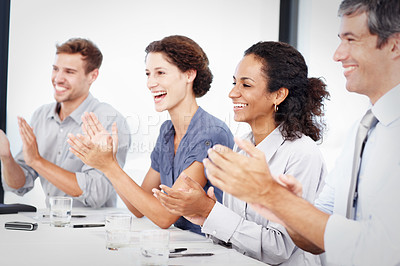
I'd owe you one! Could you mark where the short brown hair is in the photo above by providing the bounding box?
[145,35,213,98]
[56,38,103,74]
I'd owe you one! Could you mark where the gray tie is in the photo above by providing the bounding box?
[346,109,378,219]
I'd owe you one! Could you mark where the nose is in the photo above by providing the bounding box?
[333,41,348,62]
[53,70,65,84]
[147,74,157,89]
[229,84,241,99]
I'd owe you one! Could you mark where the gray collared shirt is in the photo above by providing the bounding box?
[2,93,131,208]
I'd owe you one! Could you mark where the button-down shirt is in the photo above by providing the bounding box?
[202,127,326,265]
[151,107,234,234]
[2,93,131,208]
[315,84,400,265]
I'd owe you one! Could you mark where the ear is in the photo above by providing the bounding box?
[274,87,289,105]
[186,69,197,84]
[389,33,400,60]
[88,69,99,85]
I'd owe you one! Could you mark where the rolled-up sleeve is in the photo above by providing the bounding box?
[1,152,38,196]
[203,202,294,265]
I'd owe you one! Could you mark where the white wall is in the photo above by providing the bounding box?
[5,0,280,207]
[5,0,371,209]
[297,0,369,170]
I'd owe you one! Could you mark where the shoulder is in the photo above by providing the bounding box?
[31,102,56,119]
[196,108,233,137]
[87,98,128,126]
[284,134,323,160]
[88,99,124,117]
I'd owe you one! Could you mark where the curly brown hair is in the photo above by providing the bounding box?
[244,41,330,142]
[56,38,103,74]
[145,35,213,97]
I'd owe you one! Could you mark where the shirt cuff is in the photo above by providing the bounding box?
[202,202,242,242]
[324,214,361,265]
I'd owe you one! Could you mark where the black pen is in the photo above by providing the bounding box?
[73,224,105,228]
[169,253,214,258]
[43,214,86,218]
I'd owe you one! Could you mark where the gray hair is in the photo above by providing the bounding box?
[338,0,400,48]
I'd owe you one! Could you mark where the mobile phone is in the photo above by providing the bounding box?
[5,221,38,231]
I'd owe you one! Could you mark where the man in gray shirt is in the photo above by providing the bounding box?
[0,38,131,208]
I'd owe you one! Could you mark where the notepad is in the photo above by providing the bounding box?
[0,203,37,214]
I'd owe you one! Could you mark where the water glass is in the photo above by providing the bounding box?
[49,196,73,227]
[105,213,132,250]
[140,229,170,266]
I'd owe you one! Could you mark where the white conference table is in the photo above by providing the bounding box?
[0,208,266,266]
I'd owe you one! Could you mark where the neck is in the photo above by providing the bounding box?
[169,102,199,139]
[369,63,400,104]
[369,79,400,105]
[58,93,88,121]
[249,116,277,145]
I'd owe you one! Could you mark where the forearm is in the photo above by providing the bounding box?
[30,157,83,197]
[286,226,325,254]
[103,163,180,228]
[1,156,27,189]
[263,182,329,251]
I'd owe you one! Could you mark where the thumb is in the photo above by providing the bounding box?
[207,187,216,201]
[234,136,263,158]
[111,122,119,147]
[106,135,113,151]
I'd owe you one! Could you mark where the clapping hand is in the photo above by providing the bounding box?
[152,173,216,226]
[67,112,118,171]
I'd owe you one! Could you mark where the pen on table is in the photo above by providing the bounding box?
[170,248,187,253]
[73,224,105,228]
[169,253,214,258]
[43,214,86,218]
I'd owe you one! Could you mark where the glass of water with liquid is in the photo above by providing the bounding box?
[49,196,73,227]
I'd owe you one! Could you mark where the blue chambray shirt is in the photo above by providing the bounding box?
[151,107,234,234]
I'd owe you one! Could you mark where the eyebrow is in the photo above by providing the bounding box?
[233,75,256,82]
[338,32,360,39]
[240,77,255,82]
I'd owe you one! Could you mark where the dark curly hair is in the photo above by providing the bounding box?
[145,35,213,97]
[244,41,330,142]
[56,38,103,74]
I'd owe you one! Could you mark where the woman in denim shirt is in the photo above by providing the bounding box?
[68,35,233,234]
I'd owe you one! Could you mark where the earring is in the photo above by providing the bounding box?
[274,104,279,112]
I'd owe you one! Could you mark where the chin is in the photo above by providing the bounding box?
[154,105,166,113]
[233,114,246,123]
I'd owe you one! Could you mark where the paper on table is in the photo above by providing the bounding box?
[27,209,106,225]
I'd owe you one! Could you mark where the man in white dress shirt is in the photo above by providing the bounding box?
[203,0,400,265]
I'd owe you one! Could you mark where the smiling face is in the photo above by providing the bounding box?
[51,53,97,107]
[229,54,276,129]
[333,12,392,103]
[145,52,194,113]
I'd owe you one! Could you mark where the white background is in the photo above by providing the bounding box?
[5,0,369,208]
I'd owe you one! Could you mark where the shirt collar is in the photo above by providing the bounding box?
[162,106,204,142]
[46,93,94,125]
[372,83,400,127]
[255,125,285,162]
[238,125,285,162]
